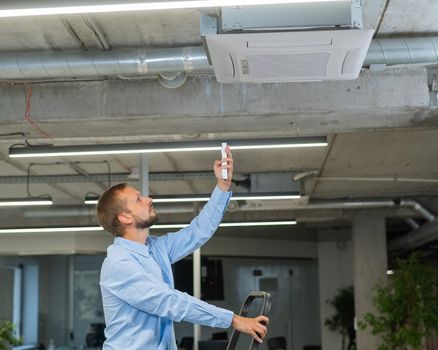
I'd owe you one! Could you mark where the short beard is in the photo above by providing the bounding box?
[135,213,159,229]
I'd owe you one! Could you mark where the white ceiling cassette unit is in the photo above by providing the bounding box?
[201,1,374,83]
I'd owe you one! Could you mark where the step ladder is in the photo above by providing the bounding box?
[226,291,272,350]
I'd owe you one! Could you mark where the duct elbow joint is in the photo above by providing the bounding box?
[158,71,187,89]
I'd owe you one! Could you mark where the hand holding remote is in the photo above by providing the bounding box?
[214,144,233,192]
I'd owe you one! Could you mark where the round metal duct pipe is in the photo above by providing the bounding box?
[363,37,438,67]
[0,46,210,80]
[389,219,438,255]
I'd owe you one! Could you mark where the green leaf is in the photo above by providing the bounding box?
[359,253,438,349]
[0,320,22,349]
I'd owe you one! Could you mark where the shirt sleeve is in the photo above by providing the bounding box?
[158,186,231,264]
[101,258,234,328]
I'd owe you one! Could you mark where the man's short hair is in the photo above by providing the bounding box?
[96,183,129,237]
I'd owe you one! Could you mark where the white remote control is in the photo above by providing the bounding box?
[221,142,228,180]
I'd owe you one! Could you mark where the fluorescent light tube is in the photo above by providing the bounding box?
[151,221,297,229]
[231,194,301,201]
[84,193,301,204]
[10,147,220,158]
[0,221,296,233]
[0,226,103,234]
[0,1,346,18]
[231,143,328,150]
[219,221,297,227]
[150,197,211,203]
[0,198,53,207]
[9,137,327,158]
[153,194,301,202]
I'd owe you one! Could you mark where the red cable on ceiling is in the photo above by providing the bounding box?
[24,84,51,138]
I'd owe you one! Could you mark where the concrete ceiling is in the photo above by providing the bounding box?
[0,0,438,250]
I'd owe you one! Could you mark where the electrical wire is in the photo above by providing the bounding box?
[0,132,26,138]
[375,0,391,35]
[26,162,62,199]
[0,132,28,148]
[25,160,112,202]
[24,84,51,138]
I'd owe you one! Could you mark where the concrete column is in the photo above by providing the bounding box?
[139,155,149,196]
[353,212,387,350]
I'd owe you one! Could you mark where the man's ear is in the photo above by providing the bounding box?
[118,212,133,225]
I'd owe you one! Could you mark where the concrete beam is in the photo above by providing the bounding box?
[0,231,316,257]
[0,66,435,139]
[0,203,421,231]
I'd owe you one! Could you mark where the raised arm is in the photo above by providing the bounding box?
[158,146,234,263]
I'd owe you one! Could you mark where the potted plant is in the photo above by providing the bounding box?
[360,253,438,350]
[325,286,356,350]
[0,320,21,350]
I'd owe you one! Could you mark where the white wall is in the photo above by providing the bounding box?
[318,239,354,350]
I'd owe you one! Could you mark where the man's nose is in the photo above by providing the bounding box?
[143,197,153,205]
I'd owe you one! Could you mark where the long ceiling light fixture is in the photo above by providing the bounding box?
[0,226,103,234]
[0,197,53,207]
[154,221,297,229]
[0,1,345,18]
[0,220,296,233]
[9,136,327,158]
[84,192,301,205]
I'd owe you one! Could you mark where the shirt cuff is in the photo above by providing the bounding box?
[211,185,232,206]
[216,308,234,328]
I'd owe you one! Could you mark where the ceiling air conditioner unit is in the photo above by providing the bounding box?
[201,1,374,83]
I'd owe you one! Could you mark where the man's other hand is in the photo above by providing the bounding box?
[231,314,269,343]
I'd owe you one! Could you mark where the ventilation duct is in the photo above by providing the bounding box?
[0,47,209,81]
[389,219,438,256]
[364,37,438,67]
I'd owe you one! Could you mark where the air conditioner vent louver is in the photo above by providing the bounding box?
[247,52,330,79]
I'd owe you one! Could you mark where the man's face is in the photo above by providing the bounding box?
[120,186,159,229]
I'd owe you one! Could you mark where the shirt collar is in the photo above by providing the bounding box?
[114,236,150,257]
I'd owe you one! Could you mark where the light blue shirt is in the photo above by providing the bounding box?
[100,186,234,350]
